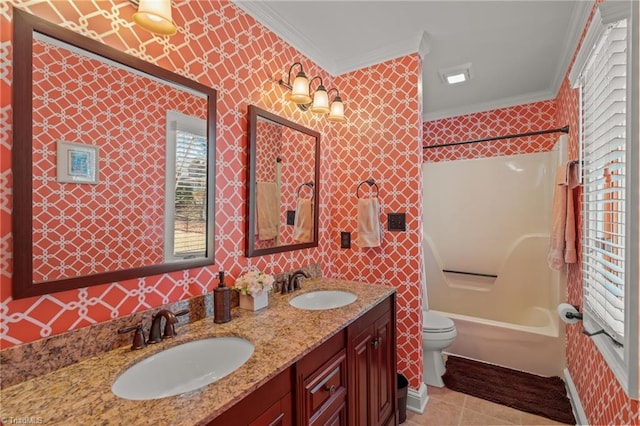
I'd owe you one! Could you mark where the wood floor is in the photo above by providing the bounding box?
[405,385,571,426]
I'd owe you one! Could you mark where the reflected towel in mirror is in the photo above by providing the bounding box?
[256,182,279,240]
[357,198,382,248]
[293,198,313,242]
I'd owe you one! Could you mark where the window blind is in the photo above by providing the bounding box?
[173,129,208,258]
[581,19,627,345]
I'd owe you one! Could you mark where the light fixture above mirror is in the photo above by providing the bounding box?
[130,0,177,36]
[278,62,347,123]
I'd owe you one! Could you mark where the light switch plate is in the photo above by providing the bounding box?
[387,213,406,231]
[340,232,351,249]
[286,210,296,225]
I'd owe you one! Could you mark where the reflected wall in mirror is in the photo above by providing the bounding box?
[246,105,320,257]
[12,9,217,299]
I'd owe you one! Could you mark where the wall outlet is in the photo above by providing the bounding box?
[286,210,296,225]
[340,232,351,249]
[387,213,406,231]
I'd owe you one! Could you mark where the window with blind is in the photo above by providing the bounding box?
[164,111,209,261]
[582,17,627,346]
[570,1,638,399]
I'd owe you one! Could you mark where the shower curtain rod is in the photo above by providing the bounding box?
[423,125,570,150]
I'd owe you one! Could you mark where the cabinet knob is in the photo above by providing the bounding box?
[325,384,336,396]
[371,337,382,349]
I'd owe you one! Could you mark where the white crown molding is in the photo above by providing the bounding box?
[232,1,421,76]
[330,32,422,75]
[232,1,335,74]
[423,89,555,122]
[549,0,594,97]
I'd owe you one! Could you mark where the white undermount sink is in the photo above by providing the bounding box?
[112,337,254,400]
[289,290,357,310]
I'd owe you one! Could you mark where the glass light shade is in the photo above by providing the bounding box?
[327,97,346,123]
[290,71,312,104]
[133,0,177,36]
[310,85,330,114]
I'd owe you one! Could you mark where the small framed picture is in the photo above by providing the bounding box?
[57,140,99,184]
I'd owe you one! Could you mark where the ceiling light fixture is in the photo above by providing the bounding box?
[446,73,467,84]
[131,0,177,36]
[278,62,346,123]
[439,63,473,85]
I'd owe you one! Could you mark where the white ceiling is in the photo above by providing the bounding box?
[233,1,593,121]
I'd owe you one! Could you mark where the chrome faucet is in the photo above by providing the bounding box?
[147,309,188,344]
[288,270,310,292]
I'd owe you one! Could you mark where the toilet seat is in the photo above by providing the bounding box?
[422,311,455,333]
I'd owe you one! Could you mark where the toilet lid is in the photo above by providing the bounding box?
[423,311,455,332]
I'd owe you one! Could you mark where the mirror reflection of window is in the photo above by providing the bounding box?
[165,111,208,261]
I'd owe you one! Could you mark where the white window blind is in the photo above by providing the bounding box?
[164,111,208,262]
[581,18,627,346]
[173,129,208,258]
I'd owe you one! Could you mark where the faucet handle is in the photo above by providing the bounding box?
[118,323,146,351]
[163,309,189,338]
[279,274,290,294]
[175,309,189,318]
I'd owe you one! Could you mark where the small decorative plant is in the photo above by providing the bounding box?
[234,270,275,298]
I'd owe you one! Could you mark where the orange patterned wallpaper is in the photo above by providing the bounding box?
[331,55,424,389]
[0,0,426,391]
[0,0,335,347]
[423,100,558,161]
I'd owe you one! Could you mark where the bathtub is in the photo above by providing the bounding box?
[432,309,566,377]
[422,149,568,378]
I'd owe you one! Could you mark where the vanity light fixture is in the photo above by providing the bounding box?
[131,0,177,36]
[278,62,347,123]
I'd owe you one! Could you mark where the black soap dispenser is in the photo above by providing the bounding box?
[213,270,231,324]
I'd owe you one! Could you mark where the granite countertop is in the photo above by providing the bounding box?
[1,278,395,425]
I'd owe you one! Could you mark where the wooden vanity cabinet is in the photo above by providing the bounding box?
[347,294,397,426]
[208,294,396,426]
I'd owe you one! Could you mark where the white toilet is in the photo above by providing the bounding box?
[422,310,457,387]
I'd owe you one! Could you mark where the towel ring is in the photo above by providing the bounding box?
[297,182,314,199]
[356,179,379,198]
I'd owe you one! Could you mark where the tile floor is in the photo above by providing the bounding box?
[405,385,571,426]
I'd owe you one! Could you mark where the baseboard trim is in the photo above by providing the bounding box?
[564,368,588,425]
[406,384,429,414]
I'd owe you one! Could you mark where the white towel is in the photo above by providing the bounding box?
[256,182,278,241]
[357,198,382,248]
[292,198,313,242]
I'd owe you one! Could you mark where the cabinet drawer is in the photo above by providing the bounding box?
[303,350,347,423]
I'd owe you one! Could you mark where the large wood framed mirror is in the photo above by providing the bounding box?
[246,105,320,257]
[12,9,217,299]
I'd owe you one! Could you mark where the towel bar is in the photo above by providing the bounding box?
[442,269,498,278]
[356,178,379,198]
[297,182,314,199]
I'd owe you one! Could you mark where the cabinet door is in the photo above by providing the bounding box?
[349,321,374,426]
[347,294,397,426]
[372,310,394,425]
[249,392,293,426]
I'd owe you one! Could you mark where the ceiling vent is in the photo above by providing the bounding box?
[439,63,473,85]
